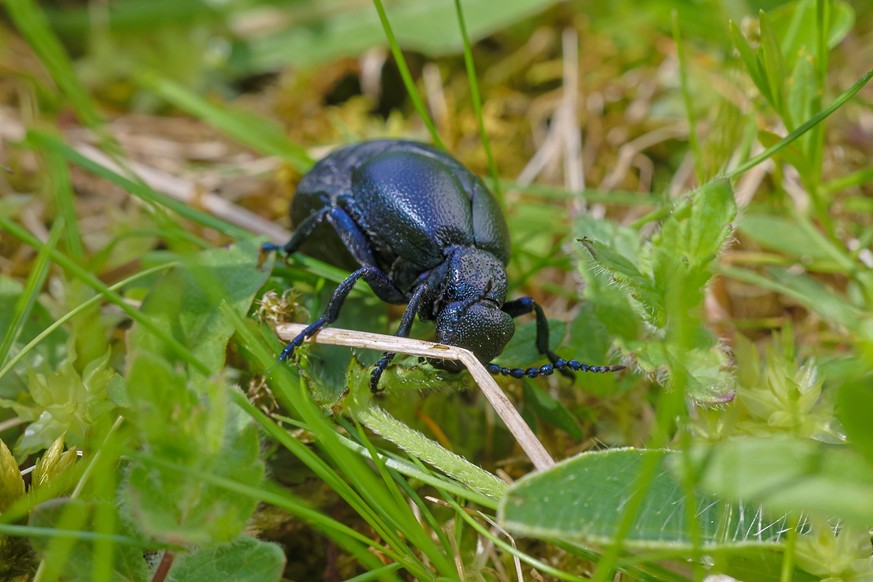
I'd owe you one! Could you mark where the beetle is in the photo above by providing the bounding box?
[263,139,623,391]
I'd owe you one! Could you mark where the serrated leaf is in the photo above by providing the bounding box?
[499,448,793,548]
[580,237,663,327]
[689,437,873,528]
[128,238,269,377]
[1,347,118,457]
[654,178,736,270]
[573,216,646,340]
[650,179,736,315]
[167,536,285,582]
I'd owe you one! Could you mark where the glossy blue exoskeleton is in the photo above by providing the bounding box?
[264,140,622,390]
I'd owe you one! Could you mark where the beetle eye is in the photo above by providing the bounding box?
[435,301,514,364]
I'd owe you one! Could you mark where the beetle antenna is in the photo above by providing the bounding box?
[486,359,624,379]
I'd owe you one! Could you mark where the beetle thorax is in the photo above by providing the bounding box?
[441,246,507,305]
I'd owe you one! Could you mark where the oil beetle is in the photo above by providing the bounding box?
[263,140,623,391]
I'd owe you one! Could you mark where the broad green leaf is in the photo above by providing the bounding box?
[499,448,792,548]
[128,238,269,377]
[167,536,285,582]
[689,437,873,528]
[233,0,563,73]
[495,319,566,367]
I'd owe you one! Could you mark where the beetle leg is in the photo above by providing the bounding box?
[263,206,332,255]
[500,297,576,379]
[325,206,381,268]
[369,283,430,392]
[264,205,384,269]
[279,265,397,362]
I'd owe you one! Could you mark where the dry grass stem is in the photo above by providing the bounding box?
[275,323,556,471]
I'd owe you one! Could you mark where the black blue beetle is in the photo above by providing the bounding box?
[264,140,623,390]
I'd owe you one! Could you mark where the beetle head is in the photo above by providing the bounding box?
[434,299,514,372]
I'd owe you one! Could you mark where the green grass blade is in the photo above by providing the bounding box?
[0,216,208,375]
[672,11,703,182]
[353,405,507,498]
[0,220,62,368]
[137,72,313,173]
[225,305,456,578]
[0,263,175,384]
[454,0,501,197]
[126,450,390,572]
[45,149,85,262]
[726,67,873,179]
[372,0,445,150]
[0,524,156,548]
[5,0,102,128]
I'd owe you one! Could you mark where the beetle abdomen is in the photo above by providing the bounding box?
[349,150,474,269]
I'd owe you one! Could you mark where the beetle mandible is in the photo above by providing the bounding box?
[263,140,623,391]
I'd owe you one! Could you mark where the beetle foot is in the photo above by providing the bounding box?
[369,355,393,392]
[278,336,305,362]
[262,242,284,253]
[278,319,328,362]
